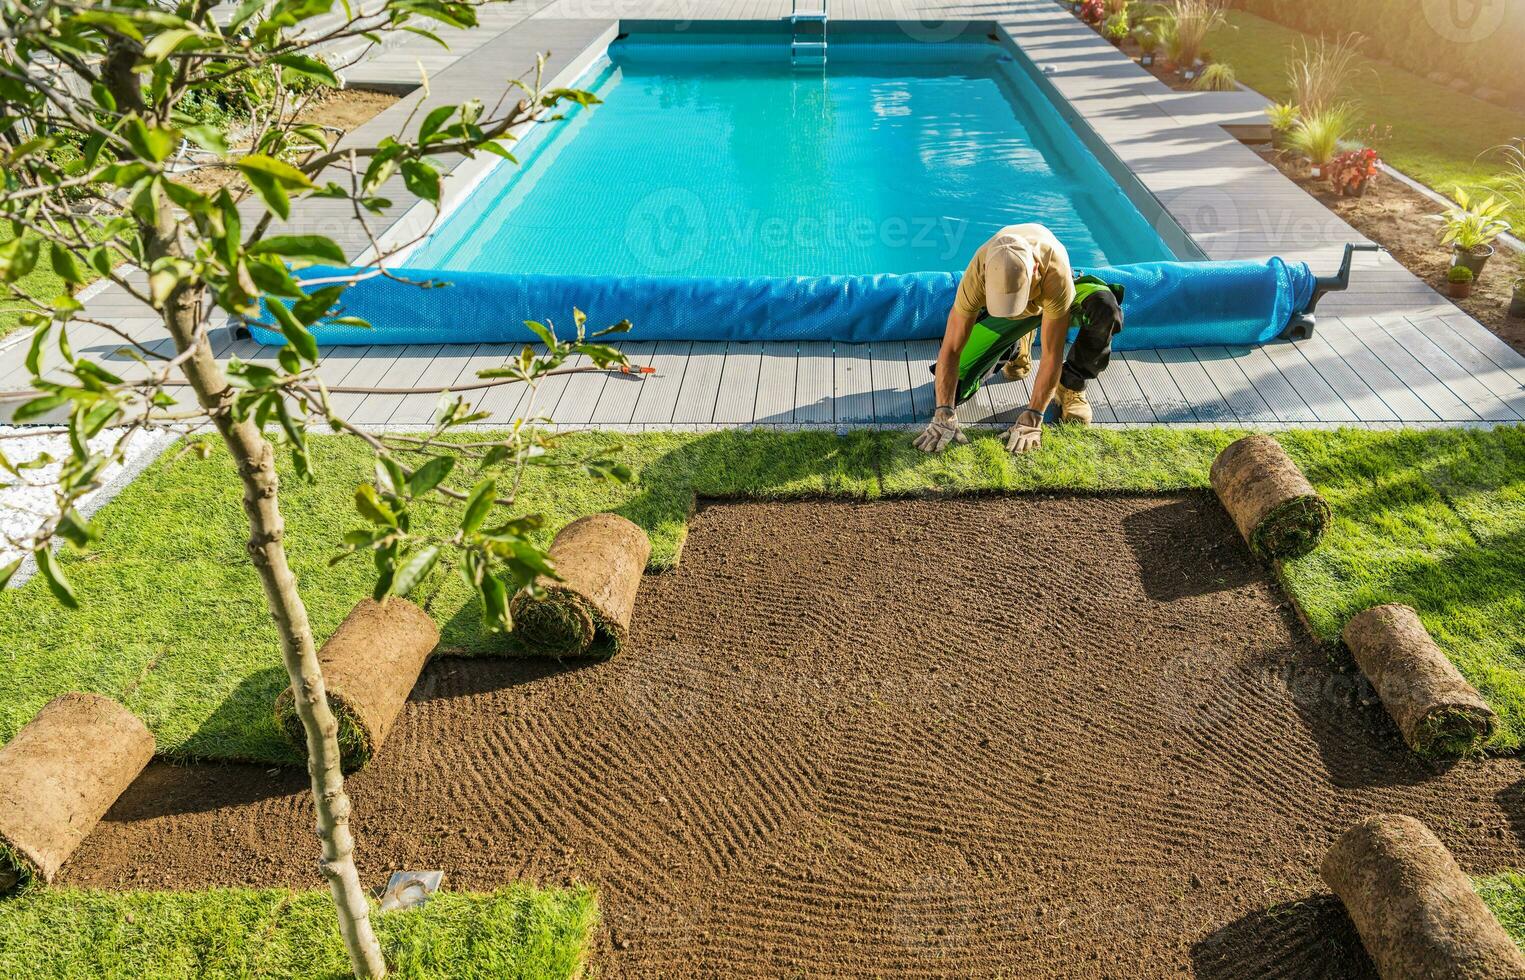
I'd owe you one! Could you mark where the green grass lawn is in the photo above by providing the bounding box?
[1207,11,1525,228]
[0,227,86,340]
[0,426,1522,762]
[0,885,596,979]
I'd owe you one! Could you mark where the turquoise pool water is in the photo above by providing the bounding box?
[409,35,1175,277]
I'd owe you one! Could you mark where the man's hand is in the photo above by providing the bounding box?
[1004,408,1043,454]
[914,407,968,453]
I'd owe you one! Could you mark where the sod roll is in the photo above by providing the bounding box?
[510,513,651,659]
[1322,814,1525,978]
[1209,434,1331,560]
[0,693,154,893]
[274,597,439,773]
[1344,603,1496,756]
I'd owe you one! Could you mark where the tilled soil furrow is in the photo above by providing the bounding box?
[59,494,1524,977]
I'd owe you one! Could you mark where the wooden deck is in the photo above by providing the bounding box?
[3,0,1522,429]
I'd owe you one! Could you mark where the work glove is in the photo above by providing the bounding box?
[1004,408,1043,454]
[913,407,968,453]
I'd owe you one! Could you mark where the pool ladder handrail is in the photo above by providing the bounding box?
[790,0,828,67]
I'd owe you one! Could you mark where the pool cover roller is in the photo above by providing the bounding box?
[254,247,1374,350]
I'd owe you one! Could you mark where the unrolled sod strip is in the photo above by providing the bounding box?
[275,597,440,773]
[1323,814,1525,978]
[1209,434,1331,560]
[0,693,155,893]
[1344,603,1497,756]
[511,513,651,659]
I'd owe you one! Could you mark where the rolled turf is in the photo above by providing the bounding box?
[1343,603,1497,756]
[510,513,651,659]
[274,597,439,772]
[1209,434,1331,560]
[0,693,154,894]
[1322,814,1525,978]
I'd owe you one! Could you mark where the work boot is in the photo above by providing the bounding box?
[1056,384,1092,425]
[1001,343,1033,381]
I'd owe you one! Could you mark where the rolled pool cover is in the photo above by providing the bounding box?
[0,693,155,893]
[510,513,651,659]
[1322,814,1525,978]
[253,257,1316,350]
[1209,434,1331,560]
[1343,604,1496,756]
[274,597,440,773]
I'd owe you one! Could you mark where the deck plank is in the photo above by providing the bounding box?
[834,343,876,424]
[754,342,799,424]
[629,341,692,424]
[714,342,764,423]
[672,342,727,424]
[589,342,655,425]
[1094,354,1155,423]
[868,342,916,423]
[794,341,835,424]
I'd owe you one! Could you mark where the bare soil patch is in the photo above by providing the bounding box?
[59,495,1525,977]
[179,88,400,196]
[1253,149,1525,354]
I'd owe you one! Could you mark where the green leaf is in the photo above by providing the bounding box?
[355,484,397,526]
[123,118,178,162]
[273,53,339,87]
[36,549,79,609]
[0,559,21,591]
[24,324,50,377]
[13,393,67,423]
[142,28,197,62]
[460,478,494,533]
[522,319,556,348]
[242,170,290,219]
[400,159,441,204]
[55,509,97,549]
[235,154,315,189]
[49,246,86,286]
[408,456,455,497]
[479,572,509,632]
[250,235,345,264]
[418,105,455,141]
[392,545,441,597]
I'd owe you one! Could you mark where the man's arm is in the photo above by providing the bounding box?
[933,305,978,412]
[1026,308,1071,414]
[1004,307,1070,455]
[913,305,978,453]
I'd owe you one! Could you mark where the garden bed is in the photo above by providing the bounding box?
[55,494,1525,976]
[1254,148,1525,354]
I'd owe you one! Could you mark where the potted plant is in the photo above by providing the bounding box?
[1285,104,1355,180]
[1437,188,1512,279]
[1447,263,1475,299]
[1079,0,1105,25]
[1104,12,1130,45]
[1264,102,1299,149]
[1327,147,1380,196]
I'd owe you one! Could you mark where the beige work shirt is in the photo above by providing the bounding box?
[953,224,1075,321]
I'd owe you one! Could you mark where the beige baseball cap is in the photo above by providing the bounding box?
[984,233,1036,318]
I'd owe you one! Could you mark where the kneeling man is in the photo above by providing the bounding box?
[914,223,1091,455]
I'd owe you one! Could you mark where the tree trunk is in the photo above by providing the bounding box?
[159,287,388,978]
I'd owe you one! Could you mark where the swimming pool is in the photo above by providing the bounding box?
[265,24,1322,350]
[408,30,1178,277]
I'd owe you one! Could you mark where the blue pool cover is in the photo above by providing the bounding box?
[252,259,1317,351]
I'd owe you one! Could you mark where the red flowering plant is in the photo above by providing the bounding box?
[1080,0,1106,24]
[1327,147,1381,196]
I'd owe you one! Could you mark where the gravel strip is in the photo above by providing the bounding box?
[1,427,179,584]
